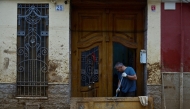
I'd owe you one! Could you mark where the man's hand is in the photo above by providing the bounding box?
[116,88,120,93]
[122,72,127,77]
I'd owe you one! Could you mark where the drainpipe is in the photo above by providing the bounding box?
[144,6,148,96]
[180,1,184,109]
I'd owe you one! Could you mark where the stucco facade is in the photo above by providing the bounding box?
[0,0,161,108]
[0,0,70,108]
[146,1,162,109]
[0,0,70,84]
[147,0,161,85]
[2,0,190,109]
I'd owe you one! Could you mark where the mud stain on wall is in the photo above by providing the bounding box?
[3,57,9,70]
[147,62,161,85]
[48,60,62,82]
[48,59,69,83]
[4,49,16,54]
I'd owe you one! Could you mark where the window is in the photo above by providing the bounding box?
[17,4,49,97]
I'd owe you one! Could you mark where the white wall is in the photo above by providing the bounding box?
[147,0,161,85]
[0,0,70,84]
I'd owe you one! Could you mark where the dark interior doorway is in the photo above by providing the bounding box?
[112,42,136,96]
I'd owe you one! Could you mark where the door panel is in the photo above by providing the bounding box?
[71,9,107,97]
[72,8,144,97]
[112,14,136,42]
[79,45,101,97]
[78,12,104,42]
[108,9,144,96]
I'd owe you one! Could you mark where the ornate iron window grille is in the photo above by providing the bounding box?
[81,47,99,86]
[17,4,49,97]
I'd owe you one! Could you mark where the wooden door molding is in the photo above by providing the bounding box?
[112,37,138,49]
[71,0,147,9]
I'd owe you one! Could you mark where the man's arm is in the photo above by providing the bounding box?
[127,74,137,80]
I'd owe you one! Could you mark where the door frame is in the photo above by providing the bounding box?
[71,1,147,97]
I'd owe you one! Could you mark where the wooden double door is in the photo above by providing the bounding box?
[71,8,145,97]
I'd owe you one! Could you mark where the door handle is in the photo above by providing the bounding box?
[88,85,91,89]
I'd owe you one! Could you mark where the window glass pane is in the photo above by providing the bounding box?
[81,46,99,86]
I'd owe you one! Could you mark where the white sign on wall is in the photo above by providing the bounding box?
[56,5,64,11]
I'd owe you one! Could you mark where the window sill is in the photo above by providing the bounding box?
[15,97,48,100]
